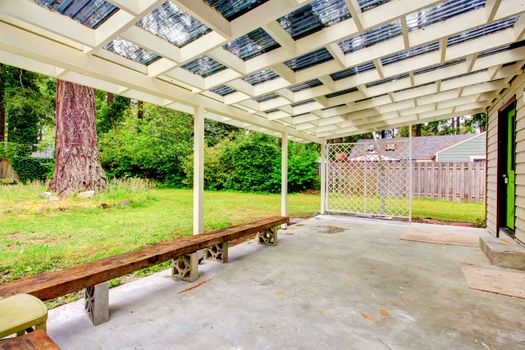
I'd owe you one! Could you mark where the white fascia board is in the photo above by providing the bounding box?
[0,0,96,47]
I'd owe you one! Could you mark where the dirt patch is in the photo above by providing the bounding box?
[380,308,391,317]
[359,311,377,321]
[410,218,476,227]
[317,226,346,234]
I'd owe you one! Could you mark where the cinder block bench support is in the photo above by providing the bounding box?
[258,227,278,246]
[84,282,109,326]
[206,242,229,263]
[172,253,199,282]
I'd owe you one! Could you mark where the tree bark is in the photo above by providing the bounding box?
[49,80,106,195]
[0,67,5,143]
[106,92,114,105]
[137,100,144,120]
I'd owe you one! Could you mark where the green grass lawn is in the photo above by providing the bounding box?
[0,184,484,285]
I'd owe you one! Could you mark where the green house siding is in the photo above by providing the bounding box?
[435,133,486,162]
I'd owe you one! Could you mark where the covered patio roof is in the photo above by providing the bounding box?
[1,0,525,142]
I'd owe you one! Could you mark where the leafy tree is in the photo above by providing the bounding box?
[96,91,131,134]
[99,103,193,186]
[0,64,54,157]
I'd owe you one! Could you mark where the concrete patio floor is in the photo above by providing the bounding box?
[48,215,525,349]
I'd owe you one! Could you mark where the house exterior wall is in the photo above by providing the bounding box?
[435,133,486,162]
[486,73,525,243]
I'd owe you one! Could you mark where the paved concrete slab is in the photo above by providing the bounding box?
[47,216,525,350]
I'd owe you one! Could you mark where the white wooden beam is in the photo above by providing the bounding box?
[193,105,205,235]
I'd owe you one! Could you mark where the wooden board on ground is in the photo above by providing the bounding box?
[461,265,525,299]
[0,330,60,350]
[400,232,479,247]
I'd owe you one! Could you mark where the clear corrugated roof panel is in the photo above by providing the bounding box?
[35,0,118,29]
[255,92,279,102]
[288,79,323,92]
[105,37,161,65]
[210,85,236,96]
[442,68,488,81]
[325,87,359,98]
[284,48,333,71]
[413,58,466,75]
[358,0,392,12]
[478,40,525,58]
[447,17,517,46]
[181,56,227,77]
[277,0,351,41]
[365,73,409,88]
[242,69,279,85]
[330,61,375,81]
[338,20,402,54]
[381,41,440,65]
[206,0,269,21]
[224,28,280,61]
[137,2,211,48]
[406,0,485,32]
[291,98,315,107]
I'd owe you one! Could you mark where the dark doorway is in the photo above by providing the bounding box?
[497,98,517,238]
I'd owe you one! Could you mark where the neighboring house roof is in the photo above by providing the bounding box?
[31,146,54,159]
[356,134,476,161]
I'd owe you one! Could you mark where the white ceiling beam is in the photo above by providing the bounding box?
[344,0,364,31]
[262,21,296,56]
[485,0,503,23]
[175,0,231,39]
[400,16,410,50]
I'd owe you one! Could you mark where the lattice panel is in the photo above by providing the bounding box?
[325,140,411,218]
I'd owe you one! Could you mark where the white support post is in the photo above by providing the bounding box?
[281,132,288,227]
[320,141,327,215]
[408,124,413,222]
[193,105,205,235]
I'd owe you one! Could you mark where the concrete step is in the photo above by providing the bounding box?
[479,236,525,270]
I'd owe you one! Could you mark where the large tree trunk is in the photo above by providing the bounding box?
[49,80,106,195]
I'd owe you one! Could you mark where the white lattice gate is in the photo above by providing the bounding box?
[325,139,412,219]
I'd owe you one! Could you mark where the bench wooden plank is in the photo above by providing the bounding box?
[0,216,288,301]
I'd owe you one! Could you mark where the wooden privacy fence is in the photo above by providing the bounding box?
[412,161,485,202]
[0,158,18,179]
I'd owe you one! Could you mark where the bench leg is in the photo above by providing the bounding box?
[85,282,109,326]
[257,227,278,246]
[172,253,198,282]
[206,242,229,263]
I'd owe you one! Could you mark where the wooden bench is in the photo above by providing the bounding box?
[0,216,288,325]
[0,330,60,350]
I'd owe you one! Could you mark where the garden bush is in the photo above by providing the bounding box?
[11,157,54,182]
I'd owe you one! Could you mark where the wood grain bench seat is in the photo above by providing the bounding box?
[0,216,288,325]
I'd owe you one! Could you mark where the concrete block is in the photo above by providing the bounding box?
[84,282,109,326]
[172,253,199,282]
[258,227,278,246]
[206,242,229,263]
[480,236,525,270]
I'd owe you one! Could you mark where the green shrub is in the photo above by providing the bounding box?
[98,105,193,187]
[221,133,281,193]
[182,133,320,193]
[11,157,54,182]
